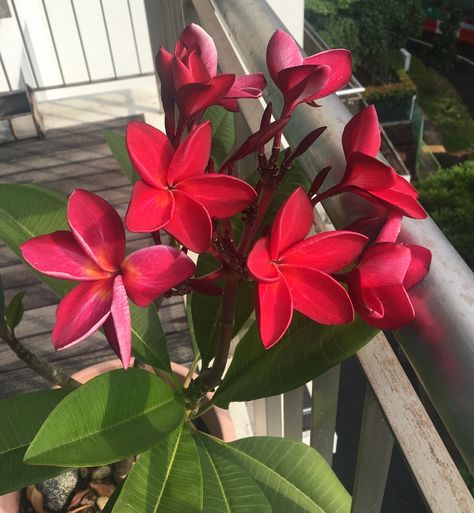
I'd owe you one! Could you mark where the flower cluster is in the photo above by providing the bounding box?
[20,24,431,365]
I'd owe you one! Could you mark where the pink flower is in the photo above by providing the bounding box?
[125,121,257,253]
[318,106,427,218]
[266,29,352,113]
[21,190,195,368]
[346,214,431,329]
[157,24,266,120]
[247,188,367,348]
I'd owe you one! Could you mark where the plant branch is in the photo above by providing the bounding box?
[3,331,80,389]
[199,274,240,390]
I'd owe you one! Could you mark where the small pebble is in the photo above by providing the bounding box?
[37,470,78,512]
[97,496,109,510]
[91,465,111,480]
[78,467,89,479]
[113,458,134,483]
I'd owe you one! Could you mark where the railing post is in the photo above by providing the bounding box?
[350,385,394,513]
[310,365,340,465]
[283,387,304,440]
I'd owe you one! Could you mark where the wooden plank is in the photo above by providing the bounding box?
[357,333,474,513]
[350,385,394,513]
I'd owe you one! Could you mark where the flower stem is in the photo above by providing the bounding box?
[3,331,80,389]
[199,274,240,390]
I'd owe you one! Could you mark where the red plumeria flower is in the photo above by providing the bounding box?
[346,213,431,329]
[266,29,352,113]
[317,106,427,218]
[157,24,266,121]
[247,187,368,348]
[21,190,195,368]
[125,121,257,253]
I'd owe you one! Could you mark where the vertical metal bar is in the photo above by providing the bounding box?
[0,51,12,91]
[251,398,268,436]
[283,387,303,441]
[265,395,283,437]
[127,0,142,74]
[350,385,394,513]
[69,0,91,82]
[10,0,39,88]
[310,365,340,466]
[99,0,117,78]
[41,0,65,85]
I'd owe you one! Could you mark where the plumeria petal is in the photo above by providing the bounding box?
[256,277,293,349]
[177,174,257,217]
[375,213,403,243]
[172,55,197,89]
[270,187,313,259]
[21,231,110,281]
[52,279,113,350]
[278,65,330,107]
[103,275,131,368]
[303,49,352,99]
[281,231,367,272]
[168,122,212,184]
[404,245,432,289]
[164,190,212,253]
[68,190,125,273]
[281,265,354,324]
[225,73,266,99]
[122,245,196,306]
[347,268,384,319]
[369,176,427,218]
[363,284,415,329]
[176,23,218,77]
[247,237,281,283]
[176,75,235,119]
[359,243,412,287]
[343,153,397,191]
[126,121,173,188]
[266,29,303,87]
[125,181,174,233]
[342,105,381,159]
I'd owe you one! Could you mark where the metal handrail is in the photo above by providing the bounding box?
[207,0,474,474]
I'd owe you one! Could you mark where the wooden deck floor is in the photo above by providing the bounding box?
[0,117,193,399]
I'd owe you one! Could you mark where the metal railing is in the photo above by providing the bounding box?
[182,1,474,512]
[0,0,153,93]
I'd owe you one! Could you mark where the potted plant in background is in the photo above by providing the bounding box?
[0,24,431,513]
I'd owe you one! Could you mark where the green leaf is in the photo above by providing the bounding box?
[113,426,203,513]
[189,253,256,368]
[214,313,377,407]
[25,369,185,467]
[0,184,72,297]
[130,302,170,371]
[0,389,69,494]
[197,433,272,512]
[228,436,351,513]
[102,129,139,183]
[202,106,235,166]
[6,291,26,330]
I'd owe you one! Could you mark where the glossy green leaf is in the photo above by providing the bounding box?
[214,313,377,407]
[197,433,272,512]
[0,184,170,372]
[202,106,235,166]
[0,184,72,297]
[189,253,255,368]
[0,389,69,494]
[6,291,26,330]
[228,436,351,513]
[113,426,202,513]
[130,302,170,371]
[102,128,139,183]
[25,369,185,467]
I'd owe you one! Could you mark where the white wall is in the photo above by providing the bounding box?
[0,0,154,96]
[266,0,304,45]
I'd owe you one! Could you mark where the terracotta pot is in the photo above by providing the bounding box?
[0,359,235,513]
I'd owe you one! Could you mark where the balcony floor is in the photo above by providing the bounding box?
[0,116,193,399]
